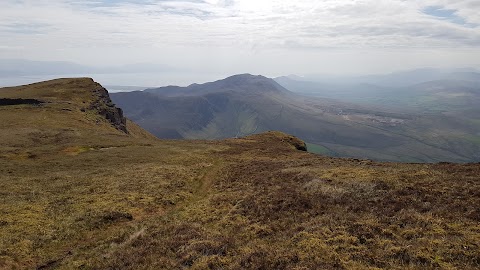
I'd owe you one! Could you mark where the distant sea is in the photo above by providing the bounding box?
[0,72,231,92]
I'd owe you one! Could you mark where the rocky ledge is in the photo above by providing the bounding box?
[89,87,128,133]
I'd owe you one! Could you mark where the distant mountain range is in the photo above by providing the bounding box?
[111,73,480,162]
[0,59,173,77]
[284,68,480,87]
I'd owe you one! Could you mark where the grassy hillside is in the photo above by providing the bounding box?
[0,78,155,154]
[1,79,479,269]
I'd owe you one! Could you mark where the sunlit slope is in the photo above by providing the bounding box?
[0,78,156,158]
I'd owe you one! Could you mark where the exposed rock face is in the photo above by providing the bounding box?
[89,87,128,133]
[286,136,308,151]
[279,133,308,151]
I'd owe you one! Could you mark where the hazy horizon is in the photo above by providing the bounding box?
[0,59,480,89]
[0,59,479,89]
[1,0,479,80]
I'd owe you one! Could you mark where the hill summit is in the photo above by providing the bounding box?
[145,73,290,97]
[0,78,154,158]
[0,78,127,132]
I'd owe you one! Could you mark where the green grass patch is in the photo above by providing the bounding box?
[465,135,480,146]
[469,119,480,128]
[306,142,330,155]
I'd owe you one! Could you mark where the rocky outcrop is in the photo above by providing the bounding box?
[89,87,128,133]
[285,135,308,151]
[247,131,308,152]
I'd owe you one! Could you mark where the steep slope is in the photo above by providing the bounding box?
[0,78,156,159]
[1,78,479,269]
[112,74,295,139]
[112,74,480,162]
[0,77,128,132]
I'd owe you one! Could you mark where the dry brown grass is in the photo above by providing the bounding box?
[0,79,479,269]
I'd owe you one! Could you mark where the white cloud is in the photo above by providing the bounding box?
[0,0,479,76]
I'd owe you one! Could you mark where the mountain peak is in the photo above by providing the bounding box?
[210,73,271,86]
[210,73,284,92]
[146,73,291,97]
[224,73,267,80]
[186,74,266,87]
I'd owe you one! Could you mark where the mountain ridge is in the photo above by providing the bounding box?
[112,74,480,162]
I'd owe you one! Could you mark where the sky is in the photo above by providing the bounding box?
[1,0,480,81]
